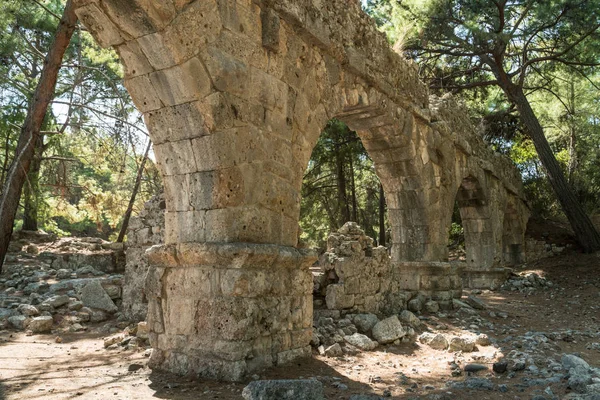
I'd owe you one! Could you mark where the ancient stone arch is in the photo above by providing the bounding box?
[74,0,530,381]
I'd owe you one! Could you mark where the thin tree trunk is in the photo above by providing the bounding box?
[567,78,577,185]
[336,147,350,226]
[0,131,11,187]
[23,135,44,231]
[349,156,358,222]
[117,140,152,243]
[510,85,600,252]
[378,183,386,247]
[0,1,77,272]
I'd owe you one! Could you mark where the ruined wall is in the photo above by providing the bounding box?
[74,0,530,380]
[315,223,462,316]
[122,195,165,322]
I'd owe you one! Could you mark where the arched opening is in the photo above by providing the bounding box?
[454,175,493,268]
[302,119,389,311]
[448,200,466,262]
[300,119,388,249]
[502,199,525,266]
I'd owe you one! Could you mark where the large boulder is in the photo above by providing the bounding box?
[449,336,476,352]
[242,380,325,400]
[29,316,53,333]
[344,333,377,351]
[352,314,379,334]
[372,316,406,344]
[80,281,118,313]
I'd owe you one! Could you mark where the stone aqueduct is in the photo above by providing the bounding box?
[73,0,530,381]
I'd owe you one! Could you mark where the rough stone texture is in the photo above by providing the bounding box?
[315,223,463,314]
[80,281,118,313]
[418,332,448,350]
[122,194,165,321]
[371,316,406,344]
[344,333,377,351]
[145,243,316,381]
[28,316,54,333]
[242,380,324,400]
[74,0,530,380]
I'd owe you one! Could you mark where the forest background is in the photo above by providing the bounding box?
[1,0,599,252]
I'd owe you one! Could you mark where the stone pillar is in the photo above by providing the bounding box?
[145,243,316,381]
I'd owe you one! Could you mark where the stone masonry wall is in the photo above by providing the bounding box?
[122,194,165,322]
[74,0,531,380]
[315,223,463,316]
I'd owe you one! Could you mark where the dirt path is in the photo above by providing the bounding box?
[1,252,599,400]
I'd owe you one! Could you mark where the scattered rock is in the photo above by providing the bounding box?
[28,316,53,333]
[419,332,448,350]
[475,333,491,346]
[352,314,379,334]
[464,364,488,373]
[399,310,421,327]
[448,336,475,352]
[242,380,325,400]
[8,315,29,330]
[562,354,590,371]
[104,333,125,348]
[465,295,487,310]
[80,281,118,313]
[493,361,508,374]
[18,304,39,317]
[344,333,377,351]
[372,316,406,344]
[424,300,440,313]
[43,295,70,308]
[324,343,343,357]
[136,321,149,340]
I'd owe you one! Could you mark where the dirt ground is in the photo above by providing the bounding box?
[1,251,599,400]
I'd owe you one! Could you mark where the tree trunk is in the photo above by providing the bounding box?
[509,85,600,252]
[349,156,358,222]
[117,140,152,243]
[22,135,44,231]
[336,147,350,226]
[378,183,386,247]
[0,1,77,272]
[567,78,578,185]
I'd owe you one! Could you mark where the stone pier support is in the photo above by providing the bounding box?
[145,243,316,381]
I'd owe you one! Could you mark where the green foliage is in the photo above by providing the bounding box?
[300,120,386,249]
[364,0,600,220]
[0,0,160,238]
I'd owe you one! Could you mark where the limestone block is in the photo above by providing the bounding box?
[372,316,406,344]
[191,127,266,172]
[145,101,211,145]
[150,57,211,107]
[164,210,206,244]
[74,3,123,48]
[204,206,281,244]
[137,32,179,70]
[153,140,198,176]
[80,281,118,313]
[116,40,154,78]
[202,46,288,111]
[163,0,222,63]
[123,75,162,112]
[218,1,262,43]
[29,316,54,333]
[100,0,175,39]
[325,284,354,310]
[343,333,377,351]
